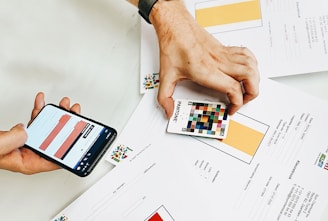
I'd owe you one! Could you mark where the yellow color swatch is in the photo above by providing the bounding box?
[222,119,264,156]
[196,0,261,28]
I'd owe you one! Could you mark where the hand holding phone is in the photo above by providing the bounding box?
[25,104,117,177]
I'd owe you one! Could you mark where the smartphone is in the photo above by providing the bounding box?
[25,104,117,177]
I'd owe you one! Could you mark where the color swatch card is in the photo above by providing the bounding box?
[167,99,230,139]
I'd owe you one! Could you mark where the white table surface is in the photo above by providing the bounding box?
[0,1,327,220]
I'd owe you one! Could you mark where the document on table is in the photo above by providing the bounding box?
[54,78,328,220]
[52,140,216,221]
[140,0,328,93]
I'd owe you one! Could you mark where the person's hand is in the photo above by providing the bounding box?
[149,0,260,118]
[0,92,80,175]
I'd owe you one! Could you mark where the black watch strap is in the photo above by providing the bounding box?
[138,0,159,24]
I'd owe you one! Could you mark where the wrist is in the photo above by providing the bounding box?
[138,0,159,24]
[149,0,193,40]
[149,0,182,23]
[138,0,183,24]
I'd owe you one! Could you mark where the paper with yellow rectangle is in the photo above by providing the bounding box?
[196,0,261,28]
[222,119,264,156]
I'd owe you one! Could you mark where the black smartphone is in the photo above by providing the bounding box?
[25,104,117,177]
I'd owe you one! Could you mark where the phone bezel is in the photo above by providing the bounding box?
[25,104,117,177]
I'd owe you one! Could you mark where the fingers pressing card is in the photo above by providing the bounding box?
[167,99,230,139]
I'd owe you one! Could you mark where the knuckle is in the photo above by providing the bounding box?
[249,88,260,99]
[240,47,258,66]
[242,65,260,82]
[227,81,243,100]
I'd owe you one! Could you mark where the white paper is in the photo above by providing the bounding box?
[52,138,215,221]
[55,78,328,220]
[140,0,328,93]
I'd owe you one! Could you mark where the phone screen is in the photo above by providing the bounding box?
[25,104,117,177]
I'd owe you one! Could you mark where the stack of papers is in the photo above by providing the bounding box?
[53,0,328,220]
[53,79,328,220]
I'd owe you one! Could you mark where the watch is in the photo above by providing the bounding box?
[138,0,159,24]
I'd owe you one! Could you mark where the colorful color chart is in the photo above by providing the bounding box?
[53,214,68,221]
[143,73,159,90]
[110,144,133,163]
[184,101,229,137]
